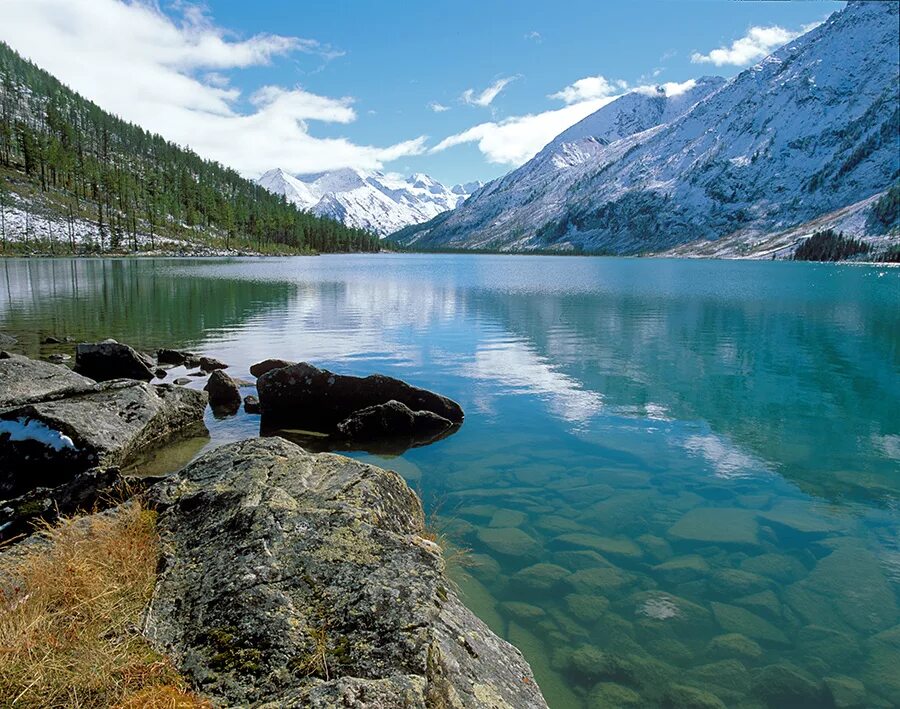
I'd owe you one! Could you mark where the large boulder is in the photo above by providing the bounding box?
[75,340,155,382]
[157,348,200,367]
[250,358,296,378]
[0,332,16,348]
[0,354,95,409]
[257,362,464,432]
[204,370,241,415]
[0,381,207,496]
[144,438,547,708]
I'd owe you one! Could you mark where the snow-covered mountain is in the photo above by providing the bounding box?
[257,168,483,235]
[395,1,899,254]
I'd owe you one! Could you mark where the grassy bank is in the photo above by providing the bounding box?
[0,504,208,708]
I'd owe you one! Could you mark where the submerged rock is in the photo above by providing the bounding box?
[157,348,200,367]
[0,332,17,347]
[0,381,207,496]
[710,602,789,645]
[143,437,547,707]
[0,354,95,409]
[667,507,759,546]
[204,370,241,415]
[249,358,296,377]
[257,362,464,432]
[75,340,155,382]
[751,663,825,708]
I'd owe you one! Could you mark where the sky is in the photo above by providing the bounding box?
[1,0,845,186]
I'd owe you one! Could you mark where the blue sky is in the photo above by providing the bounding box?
[3,0,844,185]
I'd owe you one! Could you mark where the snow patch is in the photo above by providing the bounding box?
[0,417,77,451]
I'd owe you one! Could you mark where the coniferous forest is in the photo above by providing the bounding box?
[0,42,382,255]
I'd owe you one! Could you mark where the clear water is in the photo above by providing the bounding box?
[1,255,899,708]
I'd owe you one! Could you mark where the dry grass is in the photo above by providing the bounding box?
[0,504,209,708]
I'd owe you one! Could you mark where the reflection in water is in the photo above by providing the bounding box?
[1,255,899,708]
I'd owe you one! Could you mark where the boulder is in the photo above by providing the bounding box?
[199,356,228,372]
[175,378,192,385]
[204,370,241,415]
[257,362,464,432]
[0,381,207,496]
[75,340,155,382]
[157,348,200,367]
[243,395,260,414]
[143,438,548,707]
[0,355,95,409]
[336,399,453,443]
[0,332,17,347]
[249,358,296,377]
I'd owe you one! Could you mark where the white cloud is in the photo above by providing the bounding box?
[428,101,450,113]
[524,31,542,42]
[691,22,819,66]
[462,77,517,107]
[550,75,628,104]
[0,0,423,176]
[431,96,618,165]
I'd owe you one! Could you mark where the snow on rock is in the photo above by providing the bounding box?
[396,1,899,254]
[257,167,483,236]
[0,417,77,451]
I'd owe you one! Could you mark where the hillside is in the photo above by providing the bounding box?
[0,43,380,255]
[257,167,482,235]
[394,1,900,256]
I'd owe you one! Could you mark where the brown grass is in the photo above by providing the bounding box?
[0,504,209,708]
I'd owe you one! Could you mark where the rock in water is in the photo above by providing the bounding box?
[75,340,155,381]
[0,355,95,408]
[144,438,547,708]
[336,399,453,442]
[243,395,260,414]
[157,348,200,367]
[249,358,296,377]
[0,332,17,347]
[204,370,241,415]
[199,356,228,372]
[0,381,207,496]
[257,362,464,431]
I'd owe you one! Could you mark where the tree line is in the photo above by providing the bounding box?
[0,42,382,254]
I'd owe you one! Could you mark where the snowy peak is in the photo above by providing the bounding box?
[257,168,481,235]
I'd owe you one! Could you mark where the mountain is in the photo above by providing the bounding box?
[0,43,380,255]
[258,167,483,236]
[395,1,899,255]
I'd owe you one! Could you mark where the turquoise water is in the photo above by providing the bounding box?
[1,255,899,707]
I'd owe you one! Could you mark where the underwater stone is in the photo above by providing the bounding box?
[734,590,782,621]
[534,514,586,534]
[588,682,642,708]
[489,508,527,528]
[739,552,807,583]
[667,507,759,546]
[824,675,867,708]
[508,622,582,709]
[705,634,763,661]
[652,554,709,583]
[751,663,824,709]
[708,568,772,597]
[757,501,846,537]
[466,553,501,583]
[565,594,610,623]
[567,566,633,593]
[637,533,673,562]
[477,526,541,558]
[553,549,614,570]
[512,563,570,590]
[664,684,727,709]
[553,533,643,559]
[711,602,789,645]
[687,659,750,696]
[500,602,546,621]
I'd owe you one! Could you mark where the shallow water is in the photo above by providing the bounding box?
[1,255,899,708]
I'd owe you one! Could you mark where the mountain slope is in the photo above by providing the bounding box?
[258,167,482,235]
[0,42,380,255]
[396,1,899,254]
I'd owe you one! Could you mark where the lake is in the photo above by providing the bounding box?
[1,254,899,708]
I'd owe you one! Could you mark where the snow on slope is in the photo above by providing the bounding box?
[257,167,483,235]
[397,1,899,253]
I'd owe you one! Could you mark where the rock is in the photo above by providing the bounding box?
[664,684,726,709]
[567,566,633,593]
[553,533,643,559]
[243,395,260,414]
[637,533,673,562]
[489,508,527,528]
[198,356,228,372]
[652,554,709,583]
[687,659,750,698]
[499,602,546,621]
[588,682,642,708]
[568,645,612,681]
[143,438,548,707]
[824,675,866,708]
[257,362,464,432]
[751,663,824,708]
[154,368,167,379]
[565,594,609,623]
[477,527,541,558]
[188,371,206,377]
[75,340,155,381]
[512,563,570,590]
[46,353,71,363]
[0,467,123,541]
[0,332,17,347]
[336,400,453,443]
[796,625,862,667]
[740,552,807,583]
[204,370,241,415]
[705,634,763,661]
[734,590,782,621]
[0,381,207,496]
[0,355,95,409]
[667,507,759,546]
[709,569,772,597]
[757,501,845,538]
[249,358,296,377]
[174,378,192,385]
[157,348,200,367]
[711,602,789,645]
